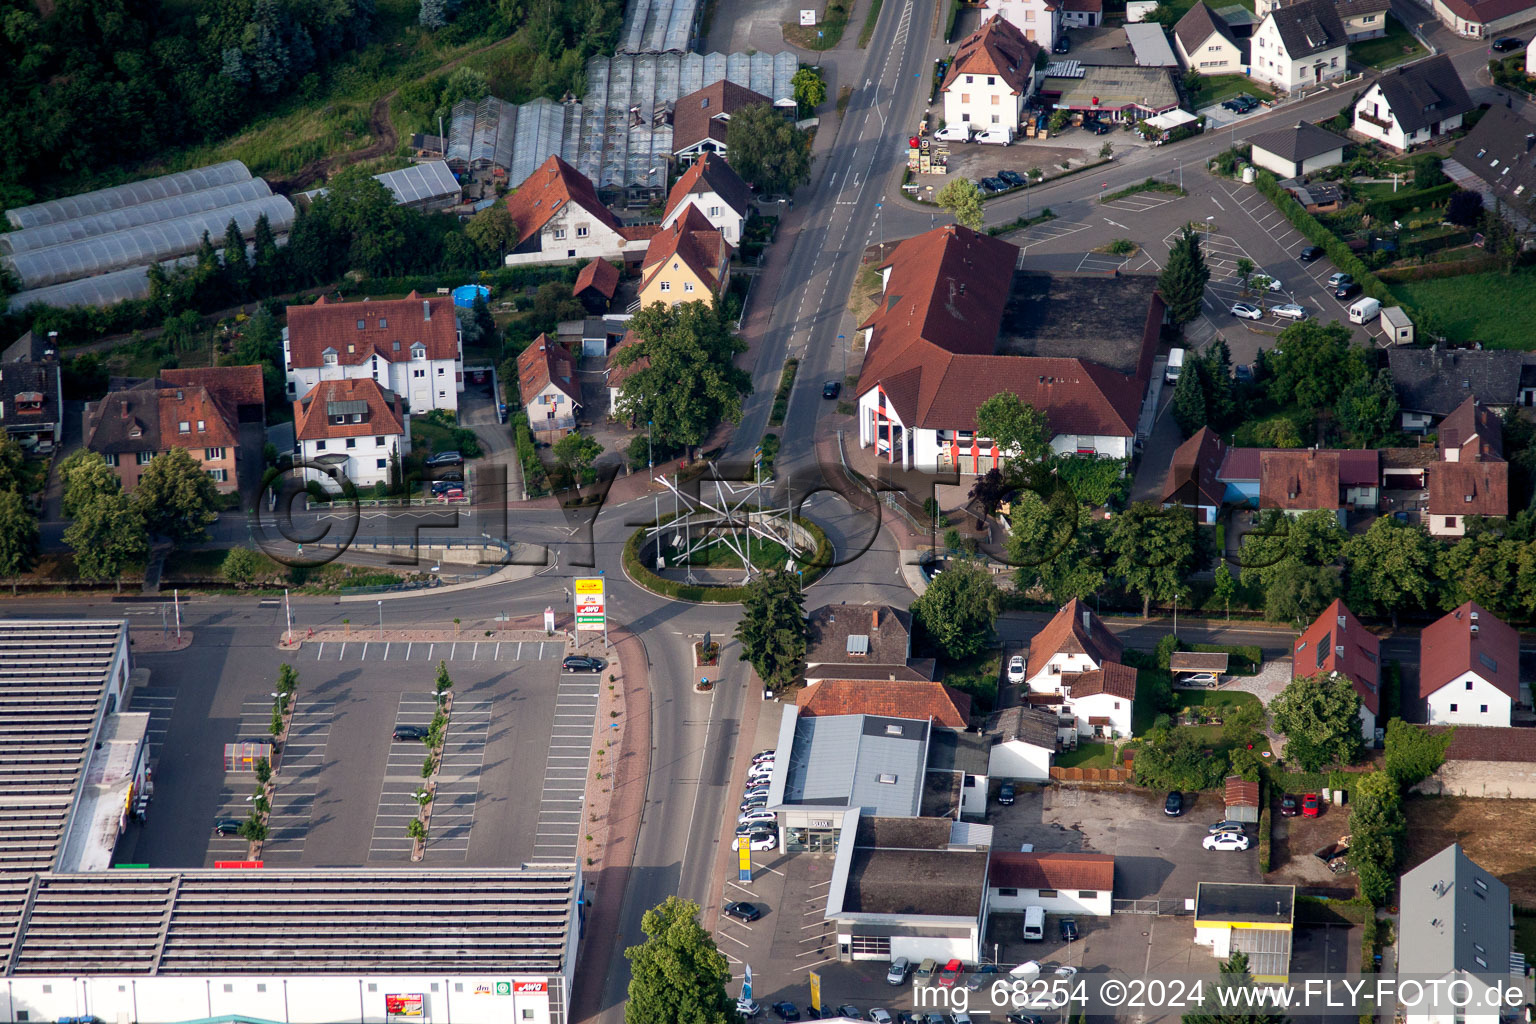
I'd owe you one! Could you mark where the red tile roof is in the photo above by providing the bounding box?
[1438,396,1503,459]
[86,379,240,456]
[1419,601,1519,700]
[605,330,650,390]
[988,851,1115,891]
[504,155,622,248]
[1430,725,1536,763]
[641,204,732,295]
[293,378,405,442]
[162,365,265,414]
[665,153,752,220]
[1225,776,1260,808]
[1427,459,1508,518]
[1336,449,1379,487]
[943,16,1041,97]
[670,80,773,155]
[1259,449,1340,511]
[1294,599,1380,716]
[285,292,458,369]
[1217,446,1263,482]
[516,334,581,408]
[1028,599,1125,673]
[1066,662,1138,700]
[1162,426,1227,507]
[1434,0,1536,27]
[573,259,619,300]
[796,679,972,729]
[1061,0,1103,10]
[156,384,238,450]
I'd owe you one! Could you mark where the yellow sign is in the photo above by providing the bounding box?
[809,972,821,1013]
[573,579,604,594]
[738,840,752,875]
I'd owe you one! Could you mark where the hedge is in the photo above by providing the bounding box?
[621,511,833,603]
[509,412,549,497]
[1375,256,1501,282]
[1257,805,1272,873]
[1362,182,1458,219]
[1188,642,1262,675]
[768,357,798,428]
[1252,170,1393,305]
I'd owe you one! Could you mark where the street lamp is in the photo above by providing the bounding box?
[377,600,383,640]
[1205,215,1214,236]
[648,420,659,527]
[1174,592,1181,638]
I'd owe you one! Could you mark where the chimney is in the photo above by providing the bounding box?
[872,608,880,630]
[423,300,432,321]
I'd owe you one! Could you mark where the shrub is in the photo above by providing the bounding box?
[622,510,832,602]
[1258,805,1272,873]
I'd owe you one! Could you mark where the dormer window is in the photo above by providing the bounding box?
[412,344,426,359]
[393,341,401,351]
[347,344,355,353]
[197,420,205,431]
[323,352,338,366]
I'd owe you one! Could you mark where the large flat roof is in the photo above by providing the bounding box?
[843,848,988,917]
[775,710,930,818]
[996,273,1161,377]
[1193,881,1295,924]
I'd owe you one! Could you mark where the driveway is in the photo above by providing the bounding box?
[457,377,522,498]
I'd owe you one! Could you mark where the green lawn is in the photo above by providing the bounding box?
[941,651,1001,712]
[1391,269,1536,348]
[1190,75,1273,109]
[1057,741,1117,770]
[1175,690,1262,713]
[1349,13,1427,69]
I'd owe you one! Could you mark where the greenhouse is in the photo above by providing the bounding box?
[300,162,459,212]
[445,98,516,174]
[3,194,295,290]
[7,238,281,312]
[1,178,274,255]
[617,0,700,53]
[4,161,253,231]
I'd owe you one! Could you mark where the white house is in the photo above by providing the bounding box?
[1294,600,1380,742]
[1248,120,1348,178]
[987,850,1114,916]
[516,334,581,443]
[942,15,1041,136]
[283,292,464,415]
[987,706,1058,780]
[1399,844,1513,1024]
[1160,426,1226,525]
[1527,34,1536,71]
[1174,3,1245,73]
[659,153,751,245]
[1353,55,1474,151]
[1024,600,1137,741]
[293,377,409,491]
[503,155,656,267]
[1250,0,1348,94]
[982,0,1060,48]
[1421,602,1520,727]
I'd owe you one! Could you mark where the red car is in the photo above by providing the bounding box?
[1302,793,1321,817]
[938,959,963,987]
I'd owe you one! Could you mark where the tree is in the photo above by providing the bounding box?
[222,217,250,298]
[464,204,516,259]
[611,302,751,453]
[1267,320,1365,412]
[1446,188,1484,227]
[1133,724,1228,790]
[1183,951,1289,1024]
[725,103,812,196]
[1240,508,1347,593]
[1007,492,1105,603]
[1222,701,1267,752]
[57,448,123,519]
[791,66,827,114]
[1270,672,1363,771]
[1267,563,1342,628]
[1235,257,1255,293]
[1105,502,1198,617]
[1203,339,1236,428]
[1337,368,1399,448]
[968,468,1013,521]
[434,660,454,697]
[221,547,264,586]
[935,178,984,231]
[63,491,148,592]
[230,306,288,412]
[1212,564,1235,620]
[419,0,451,29]
[1383,719,1452,788]
[976,392,1050,467]
[132,448,221,543]
[1348,769,1406,905]
[1158,226,1211,329]
[1480,200,1521,273]
[1254,416,1302,448]
[1171,358,1210,436]
[1436,531,1520,614]
[553,432,603,472]
[1342,516,1437,625]
[733,571,808,691]
[911,559,1000,660]
[624,896,735,1024]
[0,490,37,594]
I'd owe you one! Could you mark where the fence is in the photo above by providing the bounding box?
[1112,899,1191,916]
[833,429,934,537]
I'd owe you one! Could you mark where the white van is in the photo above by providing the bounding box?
[1022,905,1045,941]
[1165,348,1186,384]
[1349,296,1381,324]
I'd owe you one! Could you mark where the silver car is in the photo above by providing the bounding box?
[887,957,910,985]
[1272,303,1308,320]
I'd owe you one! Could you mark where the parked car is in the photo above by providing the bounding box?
[838,1007,862,1020]
[1007,1016,1046,1024]
[933,125,973,142]
[393,723,429,741]
[979,177,1008,193]
[736,820,764,836]
[1231,302,1263,320]
[1280,794,1299,817]
[772,1002,802,1021]
[733,831,777,852]
[434,469,464,482]
[1054,34,1071,52]
[562,655,604,672]
[1335,282,1363,300]
[938,959,963,987]
[1208,820,1246,834]
[966,965,998,991]
[1235,364,1254,382]
[430,480,458,495]
[1222,96,1258,113]
[740,999,763,1019]
[1493,36,1523,51]
[723,901,762,922]
[425,450,463,467]
[870,1011,894,1024]
[1327,272,1353,288]
[998,782,1016,806]
[1204,832,1252,851]
[1272,303,1308,320]
[1007,654,1027,682]
[1060,918,1079,942]
[975,130,1013,145]
[999,169,1027,188]
[1165,792,1184,816]
[822,381,841,399]
[752,750,776,763]
[916,958,938,981]
[1303,792,1321,817]
[887,957,910,985]
[1055,966,1079,977]
[212,817,243,836]
[1184,672,1219,687]
[739,808,776,826]
[1085,119,1111,135]
[740,795,768,812]
[1299,245,1324,262]
[1261,275,1284,291]
[469,370,487,384]
[1011,961,1042,976]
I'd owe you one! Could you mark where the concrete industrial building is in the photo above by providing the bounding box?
[1192,882,1296,982]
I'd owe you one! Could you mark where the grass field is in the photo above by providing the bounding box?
[1057,741,1117,770]
[1391,269,1536,348]
[1189,74,1273,110]
[1349,14,1427,69]
[1405,795,1536,906]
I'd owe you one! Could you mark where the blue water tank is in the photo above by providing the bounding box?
[452,284,490,308]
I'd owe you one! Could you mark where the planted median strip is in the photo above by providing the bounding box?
[408,662,455,861]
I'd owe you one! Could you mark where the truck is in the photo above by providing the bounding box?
[1165,348,1186,384]
[1348,296,1381,324]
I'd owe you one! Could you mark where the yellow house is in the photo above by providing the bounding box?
[637,204,732,310]
[1192,882,1296,982]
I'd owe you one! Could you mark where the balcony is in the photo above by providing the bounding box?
[1356,110,1392,132]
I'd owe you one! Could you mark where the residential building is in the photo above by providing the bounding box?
[670,79,773,163]
[161,365,266,426]
[604,329,648,422]
[1216,446,1262,505]
[1420,602,1519,727]
[1398,845,1513,1024]
[660,153,751,245]
[637,204,732,310]
[517,334,581,443]
[981,0,1061,49]
[985,706,1061,780]
[283,292,464,415]
[1529,34,1536,71]
[1126,22,1180,65]
[1193,883,1296,982]
[0,330,63,450]
[804,604,935,683]
[1294,600,1381,741]
[572,259,620,315]
[1258,449,1344,520]
[1427,397,1509,536]
[503,155,656,267]
[1430,0,1536,37]
[797,679,972,730]
[1038,64,1181,120]
[557,314,632,359]
[1452,105,1536,222]
[1353,55,1473,151]
[292,378,409,491]
[1023,600,1137,740]
[856,225,1164,472]
[1175,4,1246,72]
[1249,0,1348,94]
[1161,426,1227,524]
[943,16,1041,135]
[84,374,248,493]
[1388,346,1525,428]
[1061,0,1105,27]
[1248,120,1348,178]
[1257,0,1390,38]
[987,850,1114,915]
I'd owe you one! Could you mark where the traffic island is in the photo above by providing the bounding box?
[621,509,832,604]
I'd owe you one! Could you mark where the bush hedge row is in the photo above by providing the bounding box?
[1375,256,1501,282]
[509,412,549,497]
[1252,169,1393,305]
[621,511,833,603]
[769,358,799,428]
[1361,182,1458,219]
[1257,805,1271,873]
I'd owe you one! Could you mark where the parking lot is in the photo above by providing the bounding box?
[123,631,596,868]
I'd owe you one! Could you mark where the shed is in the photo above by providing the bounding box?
[1380,305,1414,345]
[1170,651,1229,675]
[1247,121,1347,180]
[1125,23,1179,66]
[1224,776,1260,823]
[1127,0,1161,20]
[1145,109,1198,132]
